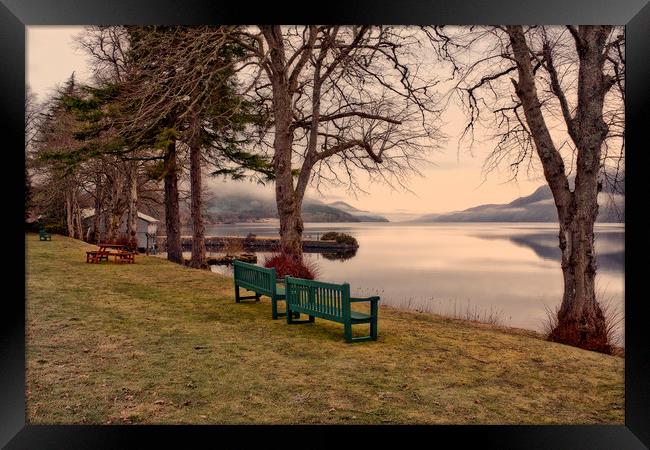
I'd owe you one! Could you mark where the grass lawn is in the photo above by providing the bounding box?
[26,233,624,424]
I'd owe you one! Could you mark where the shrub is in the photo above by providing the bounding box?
[263,253,319,280]
[319,231,358,247]
[43,220,67,235]
[320,231,340,241]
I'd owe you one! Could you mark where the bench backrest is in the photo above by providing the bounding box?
[285,276,350,322]
[233,260,277,296]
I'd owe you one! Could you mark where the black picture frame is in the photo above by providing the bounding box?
[2,1,648,448]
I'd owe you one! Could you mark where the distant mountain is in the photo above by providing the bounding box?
[413,183,624,223]
[203,192,389,223]
[328,201,366,212]
[302,202,360,222]
[327,201,389,222]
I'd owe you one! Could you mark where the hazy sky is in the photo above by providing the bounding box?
[27,26,547,220]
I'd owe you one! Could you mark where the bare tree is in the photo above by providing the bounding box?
[76,26,141,246]
[233,26,442,261]
[25,87,41,221]
[428,25,624,353]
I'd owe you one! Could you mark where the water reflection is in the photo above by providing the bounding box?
[320,248,358,261]
[472,230,624,271]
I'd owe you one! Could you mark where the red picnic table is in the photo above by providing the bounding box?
[86,243,137,264]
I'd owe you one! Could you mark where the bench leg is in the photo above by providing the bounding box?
[287,313,315,325]
[235,284,241,303]
[371,317,378,341]
[255,293,260,302]
[344,322,353,342]
[272,297,278,320]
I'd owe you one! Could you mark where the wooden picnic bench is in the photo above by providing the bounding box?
[233,260,294,320]
[86,243,136,264]
[284,276,380,342]
[86,250,108,263]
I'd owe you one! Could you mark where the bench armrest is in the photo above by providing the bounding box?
[349,296,380,303]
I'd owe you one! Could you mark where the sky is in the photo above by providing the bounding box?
[26,26,548,221]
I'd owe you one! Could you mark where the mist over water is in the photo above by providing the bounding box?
[197,222,624,342]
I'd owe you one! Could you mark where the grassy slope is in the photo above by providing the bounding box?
[26,234,624,424]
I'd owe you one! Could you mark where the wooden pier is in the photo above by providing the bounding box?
[156,235,359,252]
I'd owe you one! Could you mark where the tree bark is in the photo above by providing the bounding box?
[163,141,183,264]
[127,161,138,249]
[189,122,207,269]
[73,191,83,240]
[552,207,608,352]
[263,25,305,262]
[65,187,74,238]
[106,171,125,242]
[93,174,103,243]
[506,25,610,352]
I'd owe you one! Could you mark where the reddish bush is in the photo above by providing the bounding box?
[263,253,319,280]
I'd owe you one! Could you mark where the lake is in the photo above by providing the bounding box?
[186,222,625,342]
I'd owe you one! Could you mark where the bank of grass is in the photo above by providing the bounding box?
[26,233,624,425]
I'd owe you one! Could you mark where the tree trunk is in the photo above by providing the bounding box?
[277,203,304,260]
[272,101,304,262]
[107,208,122,242]
[506,25,610,352]
[73,191,83,240]
[264,25,304,262]
[65,187,74,238]
[106,172,125,242]
[550,204,608,352]
[189,128,206,269]
[93,174,102,243]
[163,141,183,264]
[127,161,138,248]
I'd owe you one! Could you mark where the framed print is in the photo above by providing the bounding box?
[2,0,649,448]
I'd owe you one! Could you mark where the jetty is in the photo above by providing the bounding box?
[156,235,359,252]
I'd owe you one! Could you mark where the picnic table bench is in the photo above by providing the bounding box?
[233,260,294,319]
[285,276,380,342]
[86,243,136,264]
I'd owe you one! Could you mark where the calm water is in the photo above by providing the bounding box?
[189,222,624,341]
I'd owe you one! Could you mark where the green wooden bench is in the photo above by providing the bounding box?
[284,276,380,342]
[233,260,292,320]
[38,224,52,241]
